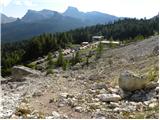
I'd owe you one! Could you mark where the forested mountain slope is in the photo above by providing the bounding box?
[1,7,119,42]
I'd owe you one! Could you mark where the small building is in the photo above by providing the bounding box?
[100,40,120,44]
[92,36,104,41]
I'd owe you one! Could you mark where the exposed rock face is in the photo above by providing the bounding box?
[118,71,147,91]
[12,66,40,80]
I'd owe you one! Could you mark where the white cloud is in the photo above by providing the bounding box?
[23,0,36,7]
[0,0,12,7]
[14,0,36,7]
[14,0,22,5]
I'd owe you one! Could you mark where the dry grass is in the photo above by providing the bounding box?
[147,66,159,82]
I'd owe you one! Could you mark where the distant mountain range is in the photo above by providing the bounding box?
[1,6,119,42]
[1,13,17,24]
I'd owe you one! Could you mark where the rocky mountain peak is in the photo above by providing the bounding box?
[63,6,85,20]
[22,9,58,22]
[65,6,80,13]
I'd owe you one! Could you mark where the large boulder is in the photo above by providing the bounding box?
[12,65,40,80]
[118,71,147,91]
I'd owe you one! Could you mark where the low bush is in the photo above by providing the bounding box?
[26,63,36,69]
[147,67,158,82]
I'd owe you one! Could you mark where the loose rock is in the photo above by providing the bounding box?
[93,83,107,90]
[75,106,83,112]
[51,111,61,119]
[97,94,121,102]
[149,103,158,109]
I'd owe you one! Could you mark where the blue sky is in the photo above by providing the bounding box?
[0,0,159,19]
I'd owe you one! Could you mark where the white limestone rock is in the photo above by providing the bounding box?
[97,94,121,102]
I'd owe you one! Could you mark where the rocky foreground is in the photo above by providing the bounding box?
[0,36,159,119]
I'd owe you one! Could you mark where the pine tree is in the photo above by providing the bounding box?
[46,52,54,75]
[62,59,68,71]
[74,51,81,64]
[46,52,54,69]
[56,50,64,67]
[96,42,103,59]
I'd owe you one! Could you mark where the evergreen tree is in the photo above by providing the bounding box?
[62,59,68,71]
[74,51,81,64]
[46,52,54,69]
[56,50,64,67]
[96,42,103,59]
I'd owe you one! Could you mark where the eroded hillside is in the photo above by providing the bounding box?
[0,35,159,119]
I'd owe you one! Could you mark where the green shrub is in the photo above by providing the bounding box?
[147,67,158,82]
[134,35,144,41]
[46,69,54,75]
[1,68,12,77]
[62,59,69,71]
[26,63,36,69]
